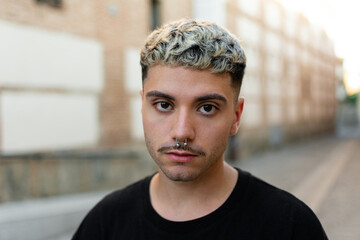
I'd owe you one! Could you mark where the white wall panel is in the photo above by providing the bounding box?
[267,101,282,124]
[242,75,261,96]
[0,21,103,91]
[242,100,262,127]
[288,101,298,122]
[237,0,260,17]
[124,48,142,93]
[285,42,297,59]
[124,47,144,140]
[284,10,297,38]
[288,82,298,98]
[130,97,144,140]
[264,31,282,79]
[1,92,99,153]
[301,49,309,64]
[265,31,281,54]
[286,60,298,81]
[266,79,281,98]
[192,0,226,26]
[237,17,261,45]
[245,46,261,72]
[265,55,282,78]
[299,25,309,45]
[264,1,281,29]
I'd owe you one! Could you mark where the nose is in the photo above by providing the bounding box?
[170,107,195,142]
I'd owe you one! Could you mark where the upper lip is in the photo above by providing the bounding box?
[166,150,197,156]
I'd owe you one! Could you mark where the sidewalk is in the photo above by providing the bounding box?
[0,191,109,240]
[232,134,360,240]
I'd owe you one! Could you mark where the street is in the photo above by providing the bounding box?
[233,134,360,240]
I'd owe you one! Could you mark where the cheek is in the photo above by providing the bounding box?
[196,119,232,145]
[142,110,169,139]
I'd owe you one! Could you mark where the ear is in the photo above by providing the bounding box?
[229,97,244,135]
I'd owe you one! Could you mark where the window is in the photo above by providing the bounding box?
[35,0,62,8]
[151,0,162,30]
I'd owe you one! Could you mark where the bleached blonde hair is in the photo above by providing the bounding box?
[140,19,247,96]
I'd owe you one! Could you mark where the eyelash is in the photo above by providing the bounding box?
[153,101,219,116]
[154,101,173,112]
[198,104,219,116]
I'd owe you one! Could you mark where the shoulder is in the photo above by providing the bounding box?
[97,175,152,212]
[236,169,328,239]
[245,171,314,216]
[72,175,153,239]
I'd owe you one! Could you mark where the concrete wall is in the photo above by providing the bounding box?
[0,150,156,240]
[0,150,156,203]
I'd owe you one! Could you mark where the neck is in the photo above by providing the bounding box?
[150,161,238,221]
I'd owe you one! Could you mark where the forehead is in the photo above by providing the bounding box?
[144,65,234,102]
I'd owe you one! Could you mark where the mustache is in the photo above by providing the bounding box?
[157,144,206,156]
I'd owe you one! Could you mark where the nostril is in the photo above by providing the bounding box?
[176,139,181,149]
[175,138,189,150]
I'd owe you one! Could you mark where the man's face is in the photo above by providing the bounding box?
[141,65,243,182]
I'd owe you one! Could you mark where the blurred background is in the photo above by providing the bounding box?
[0,0,359,239]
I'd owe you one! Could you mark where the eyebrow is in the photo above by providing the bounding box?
[196,94,227,104]
[146,90,175,101]
[146,91,227,104]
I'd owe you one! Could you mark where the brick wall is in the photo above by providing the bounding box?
[0,0,98,38]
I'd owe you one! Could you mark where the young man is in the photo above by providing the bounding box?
[72,19,328,239]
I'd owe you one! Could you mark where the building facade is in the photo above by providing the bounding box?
[228,0,337,155]
[0,0,336,156]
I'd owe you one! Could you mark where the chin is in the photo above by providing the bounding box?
[160,166,201,182]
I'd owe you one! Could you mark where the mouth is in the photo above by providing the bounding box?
[165,150,197,163]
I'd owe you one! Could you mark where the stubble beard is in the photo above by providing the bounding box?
[144,133,227,182]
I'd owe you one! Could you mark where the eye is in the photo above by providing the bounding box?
[155,101,173,112]
[199,104,217,115]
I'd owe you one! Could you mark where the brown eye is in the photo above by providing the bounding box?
[155,101,172,112]
[199,104,217,115]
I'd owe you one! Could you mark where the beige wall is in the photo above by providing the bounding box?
[225,0,336,155]
[162,0,192,23]
[0,0,336,154]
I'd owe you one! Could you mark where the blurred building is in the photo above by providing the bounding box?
[0,0,336,201]
[230,0,337,155]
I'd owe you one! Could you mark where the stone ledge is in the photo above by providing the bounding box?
[0,147,157,203]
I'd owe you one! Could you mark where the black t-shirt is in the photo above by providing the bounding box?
[72,168,328,240]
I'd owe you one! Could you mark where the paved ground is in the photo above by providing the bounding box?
[232,130,360,240]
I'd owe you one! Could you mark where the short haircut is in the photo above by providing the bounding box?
[140,19,247,98]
